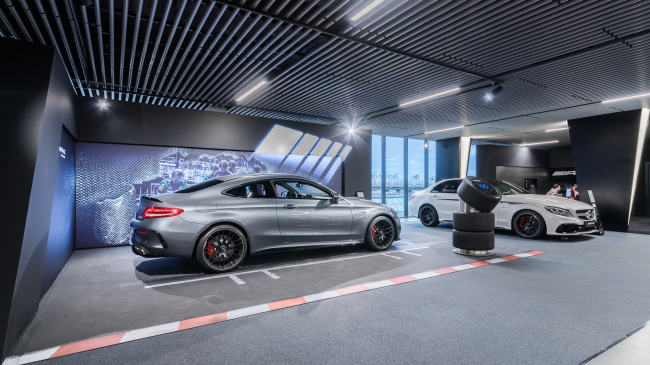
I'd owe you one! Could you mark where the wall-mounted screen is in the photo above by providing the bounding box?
[76,142,343,248]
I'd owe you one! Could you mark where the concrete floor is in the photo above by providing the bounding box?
[10,221,650,364]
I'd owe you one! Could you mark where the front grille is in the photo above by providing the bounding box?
[575,209,595,220]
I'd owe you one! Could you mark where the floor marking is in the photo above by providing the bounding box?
[400,251,422,257]
[381,253,403,259]
[229,275,245,285]
[4,251,545,365]
[262,270,280,279]
[144,246,430,289]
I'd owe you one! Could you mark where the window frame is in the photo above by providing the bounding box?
[431,179,462,193]
[221,180,277,199]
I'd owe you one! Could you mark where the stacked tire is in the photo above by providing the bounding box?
[453,177,502,254]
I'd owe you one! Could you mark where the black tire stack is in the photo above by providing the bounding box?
[453,177,502,255]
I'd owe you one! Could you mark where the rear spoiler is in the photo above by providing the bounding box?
[140,196,162,203]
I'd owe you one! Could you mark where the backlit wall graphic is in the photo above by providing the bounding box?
[76,142,343,248]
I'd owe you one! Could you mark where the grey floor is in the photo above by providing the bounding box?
[629,216,650,235]
[13,221,650,364]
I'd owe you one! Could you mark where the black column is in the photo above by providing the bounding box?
[0,38,77,361]
[436,137,460,181]
[568,110,647,232]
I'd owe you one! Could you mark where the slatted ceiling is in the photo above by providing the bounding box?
[1,1,649,146]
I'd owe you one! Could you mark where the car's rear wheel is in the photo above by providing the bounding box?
[512,210,546,239]
[195,225,248,273]
[419,205,440,227]
[364,216,395,251]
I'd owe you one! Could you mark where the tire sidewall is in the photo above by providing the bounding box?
[364,216,395,251]
[195,224,248,273]
[511,210,546,239]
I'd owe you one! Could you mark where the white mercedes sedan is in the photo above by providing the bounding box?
[408,178,599,239]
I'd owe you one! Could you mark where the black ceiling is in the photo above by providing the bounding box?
[1,0,649,145]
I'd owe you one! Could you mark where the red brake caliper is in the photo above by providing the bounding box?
[372,225,376,239]
[518,216,526,228]
[206,241,215,257]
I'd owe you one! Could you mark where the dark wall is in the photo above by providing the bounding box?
[476,144,549,179]
[549,147,574,168]
[435,137,459,181]
[75,97,371,198]
[496,166,550,193]
[42,130,76,295]
[569,110,645,232]
[632,134,650,216]
[0,39,76,361]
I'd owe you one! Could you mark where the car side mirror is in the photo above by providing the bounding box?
[332,193,341,203]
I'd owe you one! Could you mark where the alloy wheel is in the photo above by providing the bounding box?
[421,207,435,225]
[371,220,394,249]
[514,213,541,238]
[202,228,246,271]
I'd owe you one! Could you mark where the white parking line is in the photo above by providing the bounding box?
[144,246,431,289]
[400,251,422,257]
[262,270,280,279]
[229,275,246,285]
[381,253,403,259]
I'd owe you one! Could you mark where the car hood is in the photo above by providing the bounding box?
[343,197,387,208]
[503,194,592,210]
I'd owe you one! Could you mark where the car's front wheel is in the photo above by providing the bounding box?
[195,224,248,273]
[364,216,395,251]
[419,205,440,227]
[512,210,546,239]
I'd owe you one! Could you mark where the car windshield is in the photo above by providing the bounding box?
[485,179,530,195]
[175,179,223,193]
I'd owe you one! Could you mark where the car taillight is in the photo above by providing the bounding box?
[142,206,184,218]
[410,194,416,200]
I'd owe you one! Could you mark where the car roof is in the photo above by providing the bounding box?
[219,173,322,183]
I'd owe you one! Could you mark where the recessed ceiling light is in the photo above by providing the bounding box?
[99,101,108,108]
[351,0,384,21]
[602,92,650,104]
[400,87,460,107]
[519,140,559,147]
[236,81,267,102]
[425,126,464,134]
[545,127,569,132]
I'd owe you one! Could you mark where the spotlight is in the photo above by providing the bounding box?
[99,101,108,108]
[485,85,503,102]
[348,127,355,134]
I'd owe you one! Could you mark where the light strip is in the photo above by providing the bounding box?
[545,127,569,132]
[350,0,384,21]
[425,126,464,134]
[400,87,460,107]
[628,108,649,225]
[458,137,472,178]
[235,81,267,102]
[519,140,558,147]
[602,92,650,104]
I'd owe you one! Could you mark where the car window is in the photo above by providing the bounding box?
[437,180,460,193]
[275,181,331,199]
[224,181,275,198]
[485,179,530,195]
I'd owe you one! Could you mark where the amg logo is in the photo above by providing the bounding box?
[552,171,576,176]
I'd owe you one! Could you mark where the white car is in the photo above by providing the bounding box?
[408,178,599,239]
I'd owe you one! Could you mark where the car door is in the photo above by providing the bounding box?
[274,180,352,243]
[434,179,461,220]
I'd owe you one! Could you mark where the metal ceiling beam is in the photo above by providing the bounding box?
[208,0,497,81]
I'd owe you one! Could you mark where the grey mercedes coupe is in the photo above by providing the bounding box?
[130,173,401,272]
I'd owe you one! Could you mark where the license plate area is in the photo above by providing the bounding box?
[584,221,596,228]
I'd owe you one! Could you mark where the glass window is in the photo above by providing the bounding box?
[408,139,425,199]
[224,181,275,198]
[275,181,332,199]
[467,144,477,177]
[436,180,460,193]
[385,137,405,216]
[371,135,382,204]
[428,141,436,184]
[486,179,529,195]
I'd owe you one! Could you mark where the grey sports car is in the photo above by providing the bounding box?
[130,173,401,272]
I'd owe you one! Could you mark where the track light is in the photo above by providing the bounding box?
[236,81,267,102]
[602,92,650,104]
[400,87,460,107]
[545,127,569,132]
[99,100,108,108]
[484,85,503,102]
[519,140,558,147]
[425,126,464,134]
[351,0,384,21]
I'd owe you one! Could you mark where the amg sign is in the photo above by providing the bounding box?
[552,171,576,176]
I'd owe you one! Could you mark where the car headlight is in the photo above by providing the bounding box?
[545,206,573,217]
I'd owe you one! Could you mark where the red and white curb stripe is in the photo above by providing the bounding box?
[3,250,544,365]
